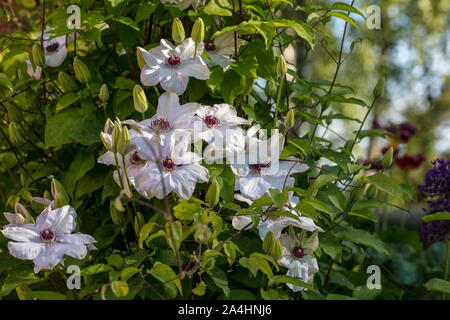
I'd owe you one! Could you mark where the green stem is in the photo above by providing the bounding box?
[444,238,450,300]
[114,152,124,190]
[348,97,377,155]
[194,43,198,57]
[121,153,133,193]
[273,77,284,129]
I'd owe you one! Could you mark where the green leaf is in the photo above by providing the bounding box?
[94,224,121,249]
[56,93,80,112]
[207,268,230,297]
[422,212,450,223]
[268,275,318,292]
[272,19,315,49]
[138,222,156,248]
[319,233,342,262]
[348,211,377,222]
[326,293,356,300]
[114,16,140,31]
[355,129,391,139]
[337,227,389,255]
[308,173,339,197]
[206,179,221,208]
[1,269,41,296]
[111,280,129,297]
[329,2,366,19]
[149,262,182,296]
[82,264,114,275]
[329,11,360,31]
[29,291,67,300]
[269,188,289,208]
[44,108,82,147]
[365,173,406,204]
[424,278,450,294]
[173,199,202,221]
[301,198,333,217]
[220,69,243,104]
[232,55,259,79]
[204,0,232,16]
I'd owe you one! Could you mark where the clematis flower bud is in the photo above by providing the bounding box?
[117,125,131,155]
[277,55,287,77]
[73,57,91,84]
[136,48,146,69]
[265,78,277,98]
[51,179,70,208]
[32,44,45,67]
[172,18,185,44]
[99,84,109,103]
[284,109,295,129]
[133,84,148,113]
[58,71,78,92]
[373,77,385,98]
[191,18,205,44]
[100,118,116,152]
[382,147,393,168]
[8,122,21,145]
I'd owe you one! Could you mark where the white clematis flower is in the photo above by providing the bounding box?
[204,32,247,68]
[43,29,68,67]
[132,135,209,200]
[138,38,210,95]
[196,103,249,161]
[278,231,319,292]
[123,92,201,148]
[1,205,96,273]
[231,131,309,200]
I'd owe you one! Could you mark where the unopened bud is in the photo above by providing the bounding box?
[373,77,385,98]
[58,71,78,92]
[382,147,393,168]
[133,85,148,113]
[284,109,295,129]
[265,79,277,98]
[99,84,109,103]
[73,57,91,84]
[51,179,70,208]
[277,55,287,77]
[8,122,21,145]
[172,18,185,44]
[32,44,45,67]
[191,18,205,44]
[117,126,131,155]
[136,47,146,69]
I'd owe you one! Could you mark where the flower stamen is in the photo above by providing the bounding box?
[40,229,55,243]
[205,43,216,52]
[292,247,305,259]
[162,157,177,171]
[150,118,171,132]
[249,163,271,175]
[204,115,220,128]
[46,42,60,53]
[165,56,181,68]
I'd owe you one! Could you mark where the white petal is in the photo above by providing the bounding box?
[46,205,77,235]
[141,65,161,86]
[232,215,253,231]
[160,70,189,95]
[178,57,210,80]
[58,233,96,245]
[1,226,40,242]
[8,242,46,260]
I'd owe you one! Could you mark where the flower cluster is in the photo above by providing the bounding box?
[95,18,319,291]
[419,158,450,245]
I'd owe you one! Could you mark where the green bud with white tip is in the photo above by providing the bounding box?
[73,57,91,84]
[32,44,45,67]
[172,18,185,44]
[133,84,148,113]
[191,18,205,44]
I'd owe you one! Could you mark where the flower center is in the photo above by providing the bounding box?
[150,118,171,132]
[292,247,305,259]
[166,56,181,68]
[205,43,216,52]
[46,42,60,53]
[162,157,177,171]
[249,163,271,175]
[130,151,144,165]
[40,229,55,243]
[204,115,220,128]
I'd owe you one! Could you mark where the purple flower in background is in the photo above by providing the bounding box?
[419,158,450,245]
